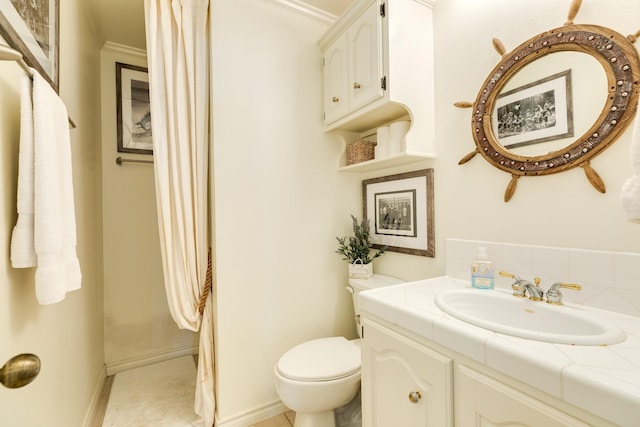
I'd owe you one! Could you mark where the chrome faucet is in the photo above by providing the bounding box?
[546,282,582,305]
[524,277,544,301]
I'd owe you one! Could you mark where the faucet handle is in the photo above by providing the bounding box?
[546,282,582,305]
[499,271,527,297]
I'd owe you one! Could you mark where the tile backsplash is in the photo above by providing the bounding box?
[445,239,640,317]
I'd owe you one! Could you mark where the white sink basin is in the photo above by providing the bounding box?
[435,288,626,345]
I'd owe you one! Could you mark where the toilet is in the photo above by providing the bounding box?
[274,274,403,427]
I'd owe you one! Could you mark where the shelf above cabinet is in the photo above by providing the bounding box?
[339,151,435,172]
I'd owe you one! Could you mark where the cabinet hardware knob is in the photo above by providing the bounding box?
[353,82,361,89]
[332,96,340,103]
[408,391,422,404]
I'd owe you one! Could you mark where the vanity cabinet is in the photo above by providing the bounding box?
[360,316,616,427]
[457,365,591,427]
[361,318,453,427]
[318,0,436,171]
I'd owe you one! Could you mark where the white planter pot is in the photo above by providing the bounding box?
[349,260,373,279]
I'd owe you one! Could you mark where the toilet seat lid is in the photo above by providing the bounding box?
[276,337,360,382]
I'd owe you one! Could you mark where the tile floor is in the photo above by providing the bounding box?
[251,411,295,427]
[95,356,296,427]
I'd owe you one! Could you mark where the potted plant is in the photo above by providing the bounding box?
[335,215,386,279]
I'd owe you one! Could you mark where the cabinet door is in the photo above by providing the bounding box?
[457,365,591,427]
[323,33,349,123]
[347,1,383,112]
[361,319,453,427]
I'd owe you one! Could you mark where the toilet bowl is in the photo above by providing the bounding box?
[273,275,403,427]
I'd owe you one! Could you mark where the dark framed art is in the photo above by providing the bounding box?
[0,0,59,91]
[363,169,435,257]
[116,62,153,155]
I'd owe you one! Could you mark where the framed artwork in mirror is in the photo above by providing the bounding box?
[494,69,574,149]
[363,169,435,258]
[0,0,59,92]
[116,62,153,155]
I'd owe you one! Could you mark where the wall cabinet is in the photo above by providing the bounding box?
[318,0,436,171]
[361,318,453,427]
[360,316,614,427]
[323,1,382,124]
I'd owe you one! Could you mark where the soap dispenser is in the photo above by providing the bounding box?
[471,246,494,289]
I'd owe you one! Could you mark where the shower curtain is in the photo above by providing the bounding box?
[143,0,214,425]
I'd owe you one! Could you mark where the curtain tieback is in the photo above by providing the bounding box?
[198,248,213,315]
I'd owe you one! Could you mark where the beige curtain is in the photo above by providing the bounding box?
[143,0,214,425]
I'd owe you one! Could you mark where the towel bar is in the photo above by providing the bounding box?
[0,44,77,129]
[116,156,154,166]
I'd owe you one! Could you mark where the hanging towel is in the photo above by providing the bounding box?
[10,70,82,304]
[621,107,640,223]
[10,76,37,267]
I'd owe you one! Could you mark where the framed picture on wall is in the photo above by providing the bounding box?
[0,0,59,92]
[493,69,574,149]
[116,62,153,155]
[363,169,435,258]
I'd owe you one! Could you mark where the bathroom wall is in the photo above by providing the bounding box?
[99,43,198,372]
[0,1,105,425]
[211,0,640,423]
[210,0,362,423]
[373,0,640,281]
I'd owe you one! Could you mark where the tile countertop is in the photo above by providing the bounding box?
[358,276,640,426]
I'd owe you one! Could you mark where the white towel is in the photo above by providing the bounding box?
[10,76,37,267]
[10,70,82,304]
[621,107,640,223]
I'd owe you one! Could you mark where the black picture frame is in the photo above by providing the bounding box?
[116,62,153,155]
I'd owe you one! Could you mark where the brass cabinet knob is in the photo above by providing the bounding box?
[332,96,340,103]
[408,391,422,404]
[353,82,361,89]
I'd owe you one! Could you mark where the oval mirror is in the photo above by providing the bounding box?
[458,4,640,202]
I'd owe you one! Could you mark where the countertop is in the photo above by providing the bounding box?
[358,276,640,426]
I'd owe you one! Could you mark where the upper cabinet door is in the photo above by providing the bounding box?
[323,33,349,124]
[348,1,383,112]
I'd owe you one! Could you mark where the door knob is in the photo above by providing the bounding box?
[408,390,422,404]
[353,82,361,89]
[0,354,41,389]
[332,96,340,103]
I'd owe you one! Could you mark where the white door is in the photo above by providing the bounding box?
[361,319,453,427]
[457,365,592,427]
[348,1,383,112]
[323,32,349,123]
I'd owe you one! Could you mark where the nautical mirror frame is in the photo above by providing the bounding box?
[456,0,640,202]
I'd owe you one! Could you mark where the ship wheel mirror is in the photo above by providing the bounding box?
[455,0,640,202]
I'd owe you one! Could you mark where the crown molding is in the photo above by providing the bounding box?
[102,41,147,57]
[259,0,339,26]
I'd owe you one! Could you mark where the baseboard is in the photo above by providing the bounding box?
[215,400,287,427]
[83,367,109,427]
[105,345,199,375]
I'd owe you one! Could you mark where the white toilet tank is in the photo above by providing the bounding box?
[347,274,404,338]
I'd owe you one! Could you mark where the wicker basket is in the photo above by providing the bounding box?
[346,140,376,165]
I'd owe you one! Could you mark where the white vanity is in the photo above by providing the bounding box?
[359,275,640,426]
